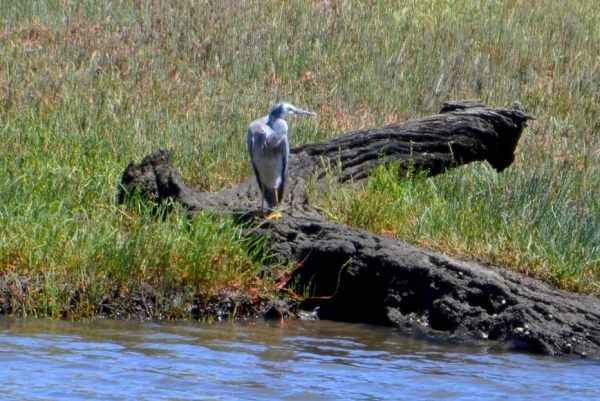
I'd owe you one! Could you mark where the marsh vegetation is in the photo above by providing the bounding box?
[1,0,598,319]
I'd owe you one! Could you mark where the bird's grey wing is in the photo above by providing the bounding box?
[275,134,289,204]
[247,121,269,190]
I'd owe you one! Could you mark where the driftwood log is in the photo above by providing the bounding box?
[119,100,600,358]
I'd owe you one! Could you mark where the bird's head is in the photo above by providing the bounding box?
[269,102,316,122]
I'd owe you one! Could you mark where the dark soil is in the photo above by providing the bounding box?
[0,272,296,322]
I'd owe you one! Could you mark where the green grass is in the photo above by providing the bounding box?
[1,0,599,319]
[2,194,270,319]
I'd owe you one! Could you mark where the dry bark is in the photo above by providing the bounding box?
[117,101,600,358]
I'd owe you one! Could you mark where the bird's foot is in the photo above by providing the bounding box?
[265,211,282,220]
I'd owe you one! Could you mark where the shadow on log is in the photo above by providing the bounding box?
[118,101,600,359]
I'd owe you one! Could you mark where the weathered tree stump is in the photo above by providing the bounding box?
[118,101,600,359]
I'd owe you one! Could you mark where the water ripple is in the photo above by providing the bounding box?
[1,317,598,400]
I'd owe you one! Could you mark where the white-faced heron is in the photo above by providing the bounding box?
[247,102,316,217]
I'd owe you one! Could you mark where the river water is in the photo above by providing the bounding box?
[1,316,598,400]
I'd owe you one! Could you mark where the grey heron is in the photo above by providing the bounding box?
[247,102,316,217]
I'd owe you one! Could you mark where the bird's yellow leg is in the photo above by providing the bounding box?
[266,190,282,220]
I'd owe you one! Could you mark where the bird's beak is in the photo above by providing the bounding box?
[292,108,317,117]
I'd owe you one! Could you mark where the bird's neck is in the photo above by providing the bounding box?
[268,110,288,127]
[267,119,289,140]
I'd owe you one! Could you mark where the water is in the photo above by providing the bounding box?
[1,316,598,400]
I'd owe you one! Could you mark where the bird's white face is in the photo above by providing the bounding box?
[269,102,316,122]
[281,103,316,119]
[281,103,296,119]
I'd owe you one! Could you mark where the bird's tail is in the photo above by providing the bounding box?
[262,185,283,208]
